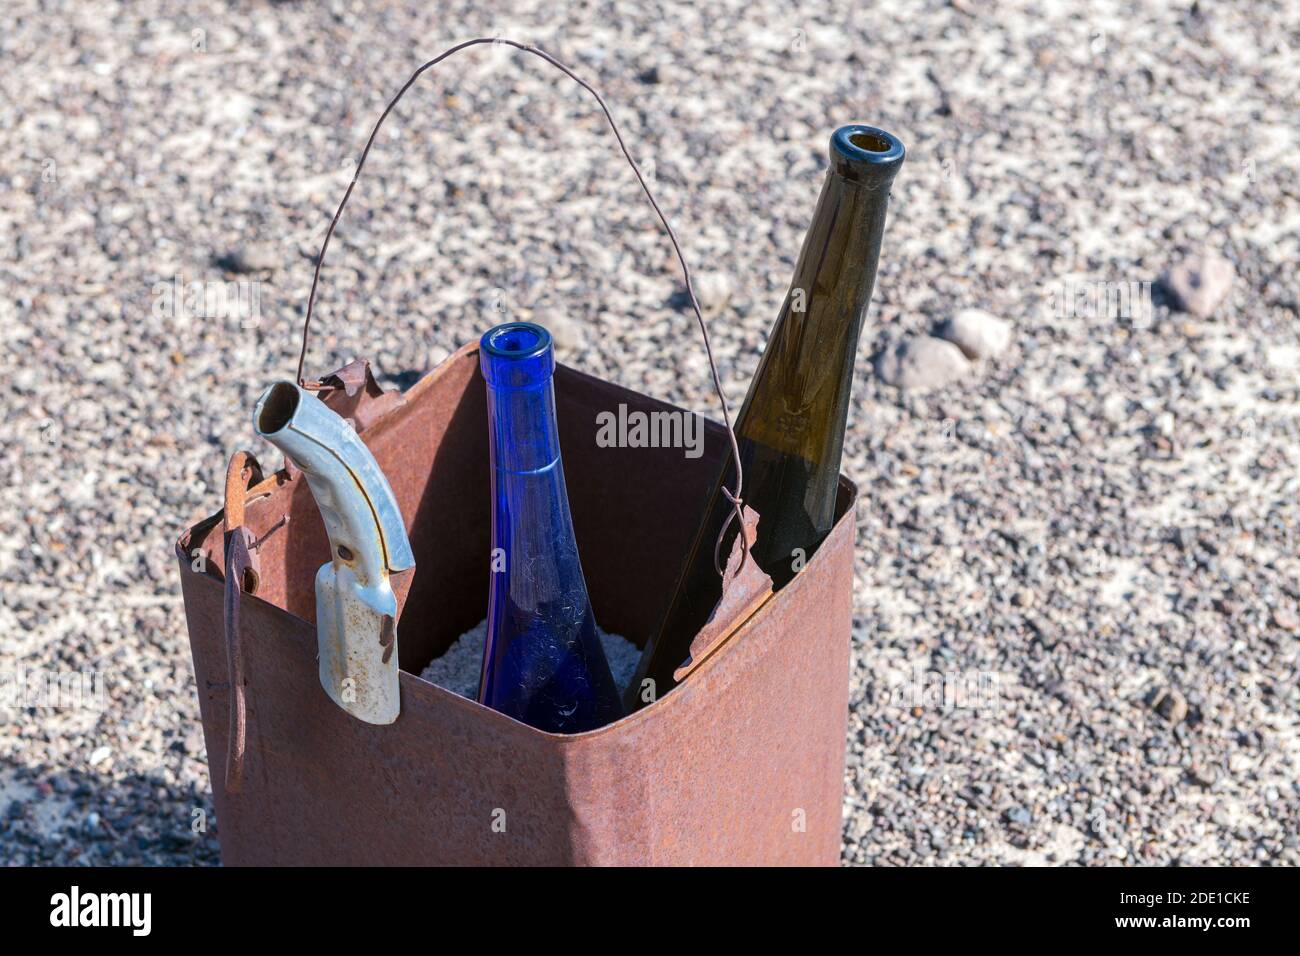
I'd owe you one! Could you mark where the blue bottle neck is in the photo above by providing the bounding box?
[484,381,563,474]
[480,323,563,474]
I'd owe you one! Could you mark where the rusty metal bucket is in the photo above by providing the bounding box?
[174,38,856,865]
[176,345,856,864]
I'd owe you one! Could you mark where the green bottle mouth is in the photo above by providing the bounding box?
[830,125,905,186]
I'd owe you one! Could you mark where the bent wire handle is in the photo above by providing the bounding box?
[292,37,747,575]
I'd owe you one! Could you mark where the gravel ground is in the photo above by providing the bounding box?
[1,0,1297,866]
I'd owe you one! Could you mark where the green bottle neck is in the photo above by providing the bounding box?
[737,128,902,463]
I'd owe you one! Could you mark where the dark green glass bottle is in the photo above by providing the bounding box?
[627,125,905,710]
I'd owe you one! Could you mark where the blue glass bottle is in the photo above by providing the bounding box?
[478,322,623,733]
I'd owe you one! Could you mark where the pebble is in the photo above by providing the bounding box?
[689,271,733,314]
[1151,687,1188,725]
[1005,806,1033,826]
[874,336,970,391]
[217,242,279,275]
[936,309,1012,360]
[1270,605,1299,634]
[1188,764,1220,789]
[1162,253,1235,318]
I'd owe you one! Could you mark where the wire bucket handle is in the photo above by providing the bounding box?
[292,37,746,574]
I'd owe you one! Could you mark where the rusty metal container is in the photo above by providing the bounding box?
[176,344,856,865]
[176,36,859,865]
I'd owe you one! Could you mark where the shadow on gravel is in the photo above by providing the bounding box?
[0,760,221,866]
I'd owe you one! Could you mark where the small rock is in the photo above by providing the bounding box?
[1151,687,1188,725]
[690,272,732,313]
[1011,587,1035,608]
[214,91,256,124]
[875,336,970,391]
[1188,763,1219,788]
[1162,253,1235,318]
[936,308,1012,360]
[88,746,112,767]
[1214,597,1240,617]
[183,726,206,756]
[1101,393,1130,425]
[1028,616,1059,648]
[217,243,279,275]
[636,65,663,84]
[1005,806,1033,826]
[1270,604,1299,634]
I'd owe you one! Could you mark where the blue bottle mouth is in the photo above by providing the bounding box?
[480,321,555,390]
